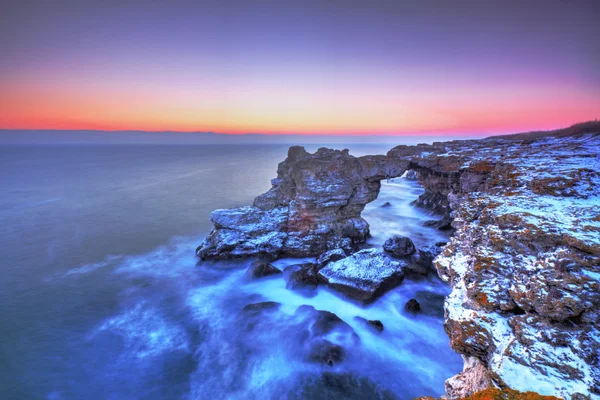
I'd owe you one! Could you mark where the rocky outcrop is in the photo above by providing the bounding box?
[199,122,599,399]
[197,146,408,259]
[317,248,406,301]
[387,131,600,398]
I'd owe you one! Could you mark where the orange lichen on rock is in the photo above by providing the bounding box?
[414,388,563,400]
[458,388,562,400]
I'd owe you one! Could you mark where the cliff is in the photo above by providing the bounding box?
[392,132,599,398]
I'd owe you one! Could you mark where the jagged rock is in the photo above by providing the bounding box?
[283,263,319,290]
[318,248,406,301]
[380,201,392,208]
[382,236,416,257]
[354,316,384,332]
[402,128,600,398]
[404,299,421,313]
[444,357,494,399]
[198,146,409,259]
[244,260,281,279]
[317,248,347,269]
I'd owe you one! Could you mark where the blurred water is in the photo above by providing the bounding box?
[0,143,461,399]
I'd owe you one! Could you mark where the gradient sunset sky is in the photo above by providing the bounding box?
[1,0,599,136]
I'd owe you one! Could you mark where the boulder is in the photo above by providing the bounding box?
[283,263,319,290]
[317,248,347,269]
[318,248,406,301]
[404,299,421,313]
[382,236,416,257]
[403,244,444,276]
[380,201,392,208]
[244,260,281,279]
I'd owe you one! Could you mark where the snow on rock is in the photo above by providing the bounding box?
[317,248,406,301]
[390,131,600,398]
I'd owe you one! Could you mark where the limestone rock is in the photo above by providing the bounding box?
[198,146,409,259]
[317,248,406,301]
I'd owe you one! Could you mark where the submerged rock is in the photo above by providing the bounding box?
[197,146,409,259]
[244,260,281,279]
[318,248,406,301]
[354,316,384,332]
[380,201,392,208]
[382,236,416,258]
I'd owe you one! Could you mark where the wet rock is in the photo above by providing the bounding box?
[244,260,281,279]
[404,299,421,313]
[289,372,399,400]
[198,146,410,259]
[380,201,392,208]
[382,236,416,257]
[423,217,453,230]
[316,248,347,269]
[403,244,444,276]
[307,338,345,366]
[239,301,281,316]
[294,306,360,366]
[354,316,384,332]
[283,263,318,290]
[318,248,406,301]
[237,301,282,331]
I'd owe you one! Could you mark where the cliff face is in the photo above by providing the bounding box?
[197,146,408,259]
[390,134,599,398]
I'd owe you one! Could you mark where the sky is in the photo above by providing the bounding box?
[1,0,599,137]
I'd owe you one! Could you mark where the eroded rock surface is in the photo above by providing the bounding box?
[388,131,600,398]
[197,146,408,259]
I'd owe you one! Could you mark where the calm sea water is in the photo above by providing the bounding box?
[0,144,461,400]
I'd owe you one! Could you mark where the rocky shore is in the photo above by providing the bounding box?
[197,122,600,399]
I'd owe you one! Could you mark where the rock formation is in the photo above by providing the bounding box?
[200,121,600,399]
[389,131,600,398]
[197,146,408,259]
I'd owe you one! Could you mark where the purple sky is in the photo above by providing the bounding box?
[1,0,599,136]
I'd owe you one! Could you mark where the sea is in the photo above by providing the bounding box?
[0,143,462,399]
